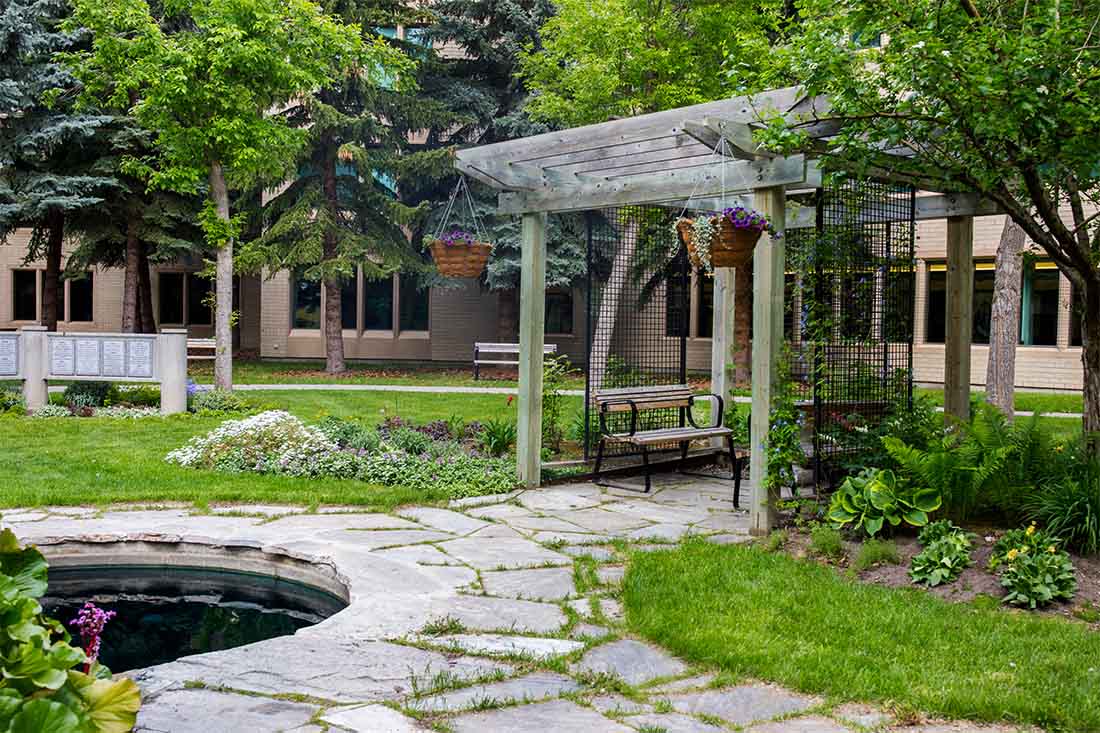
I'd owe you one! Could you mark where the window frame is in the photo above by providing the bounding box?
[545,289,575,336]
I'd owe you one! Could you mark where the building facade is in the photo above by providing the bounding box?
[0,212,1086,391]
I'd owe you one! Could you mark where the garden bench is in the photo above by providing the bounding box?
[473,342,557,380]
[186,338,216,361]
[593,384,745,504]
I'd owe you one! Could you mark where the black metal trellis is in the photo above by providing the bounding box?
[583,207,690,459]
[786,180,916,485]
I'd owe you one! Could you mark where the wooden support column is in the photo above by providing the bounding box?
[945,216,974,421]
[749,187,785,534]
[710,268,735,445]
[517,212,548,488]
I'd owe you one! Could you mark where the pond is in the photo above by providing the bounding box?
[42,564,348,673]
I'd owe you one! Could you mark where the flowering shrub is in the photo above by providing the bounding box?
[167,411,518,498]
[1000,546,1077,608]
[190,389,251,414]
[94,406,159,419]
[989,522,1061,570]
[0,528,140,731]
[32,403,74,418]
[63,381,116,409]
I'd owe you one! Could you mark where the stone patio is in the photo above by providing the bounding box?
[2,476,1038,732]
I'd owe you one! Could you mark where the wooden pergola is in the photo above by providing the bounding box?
[456,86,996,533]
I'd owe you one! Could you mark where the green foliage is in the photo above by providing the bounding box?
[851,538,900,572]
[989,523,1062,571]
[1000,547,1077,610]
[838,393,942,474]
[764,529,789,553]
[1024,473,1100,557]
[315,416,380,453]
[190,390,250,415]
[62,383,117,410]
[909,525,974,587]
[479,418,517,458]
[0,528,141,732]
[387,428,433,456]
[765,370,804,492]
[113,386,160,408]
[0,391,25,416]
[30,404,72,419]
[541,354,572,454]
[808,524,844,561]
[827,468,941,537]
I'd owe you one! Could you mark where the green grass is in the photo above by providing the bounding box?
[625,540,1100,732]
[0,390,582,509]
[187,359,586,390]
[916,387,1083,415]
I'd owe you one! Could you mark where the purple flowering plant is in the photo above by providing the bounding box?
[721,206,781,237]
[440,229,477,247]
[71,601,116,672]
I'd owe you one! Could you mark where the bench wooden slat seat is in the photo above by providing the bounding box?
[473,342,557,380]
[593,384,745,505]
[187,338,216,361]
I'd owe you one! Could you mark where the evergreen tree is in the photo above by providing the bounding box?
[0,0,115,331]
[239,0,452,374]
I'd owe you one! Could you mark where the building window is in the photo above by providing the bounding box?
[340,277,358,330]
[398,276,429,332]
[926,262,995,344]
[293,274,322,330]
[972,263,995,344]
[362,276,393,330]
[13,270,36,321]
[1021,263,1059,346]
[696,273,714,338]
[926,268,946,343]
[1072,284,1083,347]
[546,291,574,335]
[839,273,874,340]
[188,275,212,326]
[884,270,914,343]
[159,273,184,324]
[665,266,688,337]
[68,273,94,322]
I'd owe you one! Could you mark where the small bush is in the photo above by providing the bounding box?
[480,417,517,457]
[95,406,159,419]
[190,389,250,414]
[764,529,789,552]
[852,538,901,572]
[809,524,845,560]
[1000,547,1077,609]
[989,523,1062,570]
[826,468,941,537]
[0,389,25,415]
[63,381,116,408]
[387,427,434,456]
[31,403,73,418]
[917,519,961,547]
[315,416,381,453]
[909,528,974,587]
[116,384,161,407]
[1024,477,1100,556]
[542,354,572,453]
[416,419,453,442]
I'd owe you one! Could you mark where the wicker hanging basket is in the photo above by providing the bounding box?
[710,217,763,269]
[676,219,704,269]
[430,240,493,278]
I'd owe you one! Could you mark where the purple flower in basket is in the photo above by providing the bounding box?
[721,206,780,237]
[441,229,477,247]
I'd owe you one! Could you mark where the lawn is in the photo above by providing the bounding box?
[0,390,582,509]
[187,359,587,390]
[916,387,1083,415]
[624,540,1100,732]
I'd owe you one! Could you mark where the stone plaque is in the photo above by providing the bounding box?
[102,339,126,377]
[75,339,101,376]
[50,338,76,376]
[128,340,153,378]
[0,336,17,376]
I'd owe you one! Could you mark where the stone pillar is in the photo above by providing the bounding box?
[159,329,189,415]
[20,326,48,412]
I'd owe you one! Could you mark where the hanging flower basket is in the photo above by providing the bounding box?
[675,206,778,271]
[429,230,493,278]
[676,218,704,269]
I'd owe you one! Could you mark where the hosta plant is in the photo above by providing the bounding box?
[1000,545,1077,609]
[989,522,1061,570]
[909,524,975,587]
[0,528,140,732]
[827,468,942,537]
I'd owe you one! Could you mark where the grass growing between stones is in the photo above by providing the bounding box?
[624,539,1100,732]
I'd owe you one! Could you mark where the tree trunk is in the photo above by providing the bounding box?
[42,210,64,331]
[985,218,1026,418]
[1081,281,1100,455]
[122,217,141,333]
[208,161,234,390]
[321,152,346,375]
[588,219,637,394]
[733,264,753,384]
[137,244,156,334]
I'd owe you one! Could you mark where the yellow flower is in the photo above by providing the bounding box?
[1007,548,1019,561]
[1026,523,1036,537]
[1048,545,1057,554]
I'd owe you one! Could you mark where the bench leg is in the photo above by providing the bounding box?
[727,435,741,509]
[593,439,606,485]
[678,440,690,473]
[641,444,652,494]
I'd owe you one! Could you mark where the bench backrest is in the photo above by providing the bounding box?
[187,339,216,349]
[475,343,557,355]
[595,384,694,413]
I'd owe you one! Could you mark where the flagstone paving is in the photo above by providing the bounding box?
[1,476,1041,732]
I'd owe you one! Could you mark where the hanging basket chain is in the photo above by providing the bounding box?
[434,175,487,243]
[676,136,754,221]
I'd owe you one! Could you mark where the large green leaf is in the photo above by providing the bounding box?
[0,530,48,599]
[7,699,82,733]
[911,489,943,513]
[902,508,930,527]
[69,672,141,733]
[864,515,884,537]
[0,689,22,729]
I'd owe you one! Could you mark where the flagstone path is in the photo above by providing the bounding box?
[3,477,1035,732]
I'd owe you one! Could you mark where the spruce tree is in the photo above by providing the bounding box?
[0,0,115,331]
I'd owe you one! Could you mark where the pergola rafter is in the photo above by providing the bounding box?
[455,86,995,532]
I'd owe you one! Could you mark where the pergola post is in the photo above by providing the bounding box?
[945,216,974,421]
[517,212,548,488]
[710,268,735,443]
[749,186,786,534]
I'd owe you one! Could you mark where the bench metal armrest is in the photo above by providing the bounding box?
[687,393,725,430]
[599,399,639,437]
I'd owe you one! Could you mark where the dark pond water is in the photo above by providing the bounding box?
[42,565,348,673]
